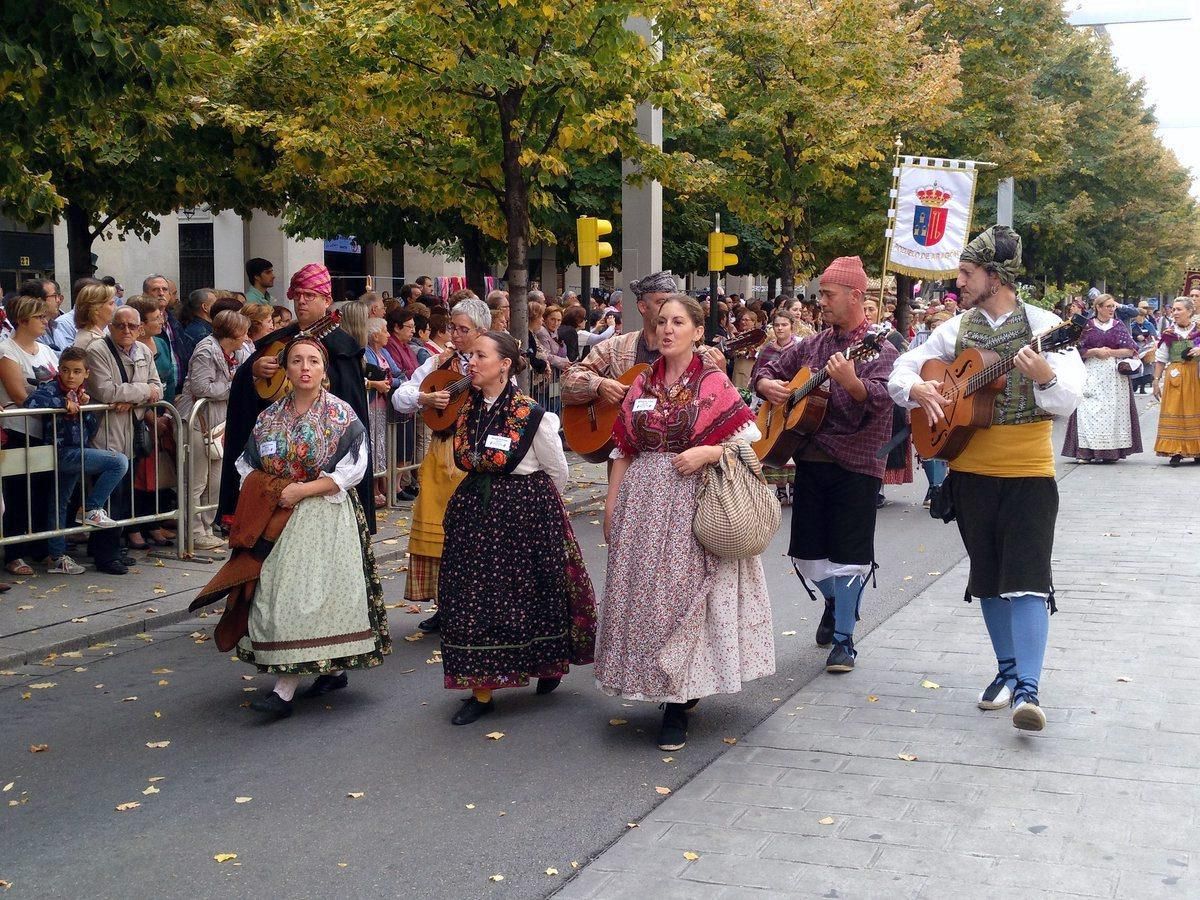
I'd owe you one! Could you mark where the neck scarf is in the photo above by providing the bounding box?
[386,334,418,377]
[245,389,364,482]
[613,352,754,456]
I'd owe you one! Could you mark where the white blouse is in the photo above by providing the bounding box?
[1155,324,1196,365]
[236,432,370,504]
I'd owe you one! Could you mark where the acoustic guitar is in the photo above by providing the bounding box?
[911,314,1087,461]
[562,364,652,463]
[254,314,341,402]
[752,327,889,468]
[419,365,473,434]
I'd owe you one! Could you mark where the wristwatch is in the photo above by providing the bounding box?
[1036,376,1058,391]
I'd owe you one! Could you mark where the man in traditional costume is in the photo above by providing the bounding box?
[217,264,374,532]
[889,226,1084,731]
[755,256,899,674]
[390,296,490,631]
[560,271,725,408]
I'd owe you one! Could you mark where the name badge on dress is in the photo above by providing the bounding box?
[259,441,278,456]
[633,398,658,412]
[485,434,512,451]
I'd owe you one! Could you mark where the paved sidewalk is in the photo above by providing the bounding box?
[559,406,1195,899]
[0,458,608,669]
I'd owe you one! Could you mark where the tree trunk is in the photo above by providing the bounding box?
[460,225,489,299]
[498,92,530,389]
[895,274,914,338]
[779,216,796,299]
[65,201,97,289]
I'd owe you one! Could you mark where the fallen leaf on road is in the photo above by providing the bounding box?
[484,731,505,740]
[235,797,252,804]
[571,862,579,870]
[661,757,674,763]
[0,879,10,889]
[655,786,671,795]
[683,852,700,861]
[608,718,628,726]
[347,792,365,799]
[123,696,138,702]
[722,737,738,745]
[1116,676,1132,683]
[2,783,11,792]
[242,687,256,693]
[157,680,169,687]
[152,668,173,675]
[74,667,87,673]
[20,693,30,701]
[867,695,879,702]
[545,867,559,876]
[154,560,165,567]
[465,803,475,809]
[153,711,162,719]
[926,571,942,576]
[781,630,796,636]
[818,816,835,825]
[28,682,56,690]
[70,617,88,623]
[213,854,237,863]
[489,874,504,882]
[145,741,170,749]
[29,744,48,753]
[142,785,159,795]
[337,862,348,868]
[0,671,16,676]
[920,680,940,689]
[15,605,32,611]
[403,632,426,642]
[115,802,140,811]
[897,753,918,762]
[145,607,159,613]
[903,575,913,581]
[382,539,399,545]
[147,777,165,783]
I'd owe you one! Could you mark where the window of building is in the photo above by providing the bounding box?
[178,223,214,297]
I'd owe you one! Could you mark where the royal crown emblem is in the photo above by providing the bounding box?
[913,182,951,246]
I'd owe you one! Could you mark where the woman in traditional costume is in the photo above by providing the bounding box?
[1062,294,1142,462]
[438,331,596,725]
[238,336,390,718]
[1153,297,1200,466]
[595,295,775,752]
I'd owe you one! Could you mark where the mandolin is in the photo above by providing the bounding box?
[752,327,889,468]
[419,365,473,434]
[561,364,652,463]
[720,326,768,355]
[911,314,1087,461]
[254,314,341,402]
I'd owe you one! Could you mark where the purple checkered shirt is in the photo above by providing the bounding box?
[753,322,898,478]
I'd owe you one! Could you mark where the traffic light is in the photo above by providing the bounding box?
[577,216,613,268]
[708,231,738,272]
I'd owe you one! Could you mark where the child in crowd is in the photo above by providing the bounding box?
[24,348,129,575]
[271,305,293,330]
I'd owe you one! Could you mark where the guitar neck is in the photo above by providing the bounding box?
[791,369,831,403]
[966,332,1052,395]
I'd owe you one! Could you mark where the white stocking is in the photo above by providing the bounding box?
[273,675,301,701]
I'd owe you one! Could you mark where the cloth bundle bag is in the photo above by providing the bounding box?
[693,441,781,559]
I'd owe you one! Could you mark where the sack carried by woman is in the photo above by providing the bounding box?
[693,441,781,559]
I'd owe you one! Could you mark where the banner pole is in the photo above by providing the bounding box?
[877,134,904,307]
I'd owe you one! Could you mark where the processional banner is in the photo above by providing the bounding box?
[886,159,979,279]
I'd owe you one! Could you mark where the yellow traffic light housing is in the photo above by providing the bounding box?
[708,231,738,272]
[577,216,614,268]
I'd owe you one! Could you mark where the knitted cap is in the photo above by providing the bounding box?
[820,256,868,293]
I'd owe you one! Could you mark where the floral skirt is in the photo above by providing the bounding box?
[237,491,391,675]
[595,452,775,704]
[1156,358,1200,457]
[439,470,596,691]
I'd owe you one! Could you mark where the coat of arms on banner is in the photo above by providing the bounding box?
[887,161,979,279]
[913,185,951,246]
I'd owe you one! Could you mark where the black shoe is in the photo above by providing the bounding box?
[825,638,856,673]
[119,553,136,566]
[535,677,561,695]
[96,560,128,575]
[451,697,494,725]
[417,611,441,633]
[301,672,348,699]
[249,691,294,718]
[683,698,699,711]
[815,597,836,648]
[1170,455,1183,467]
[657,702,688,751]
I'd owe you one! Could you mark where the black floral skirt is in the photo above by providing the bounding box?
[439,470,596,691]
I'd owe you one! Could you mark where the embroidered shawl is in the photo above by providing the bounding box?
[453,386,545,475]
[612,352,754,456]
[1079,318,1137,354]
[244,389,365,481]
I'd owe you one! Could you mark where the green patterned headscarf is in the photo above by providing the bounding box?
[960,225,1023,285]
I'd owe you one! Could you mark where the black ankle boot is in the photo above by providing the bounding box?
[657,703,688,751]
[815,597,836,647]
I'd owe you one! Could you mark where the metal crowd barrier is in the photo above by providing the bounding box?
[0,401,186,560]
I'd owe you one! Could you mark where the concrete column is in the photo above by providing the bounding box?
[212,209,244,293]
[620,16,663,334]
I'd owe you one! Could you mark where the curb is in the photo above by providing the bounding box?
[0,545,410,670]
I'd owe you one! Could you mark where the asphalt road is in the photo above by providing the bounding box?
[2,421,1077,899]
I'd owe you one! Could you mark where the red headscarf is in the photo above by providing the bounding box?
[286,263,333,302]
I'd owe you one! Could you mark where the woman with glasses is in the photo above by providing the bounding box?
[0,293,61,576]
